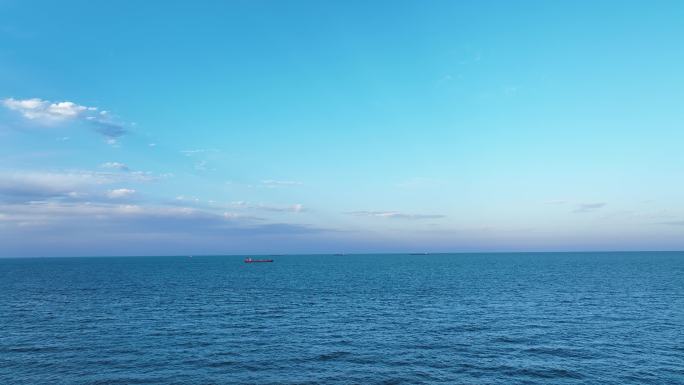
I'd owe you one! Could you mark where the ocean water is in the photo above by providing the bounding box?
[1,252,683,384]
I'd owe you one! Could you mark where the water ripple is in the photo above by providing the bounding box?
[1,252,683,384]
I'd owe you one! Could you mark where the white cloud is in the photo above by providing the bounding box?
[3,98,91,122]
[2,97,127,140]
[347,211,446,220]
[101,162,130,171]
[106,188,136,199]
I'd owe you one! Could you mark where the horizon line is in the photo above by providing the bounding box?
[3,249,684,259]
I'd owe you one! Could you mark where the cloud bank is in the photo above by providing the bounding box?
[0,199,329,257]
[0,170,160,204]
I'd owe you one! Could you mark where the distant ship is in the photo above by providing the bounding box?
[244,257,274,263]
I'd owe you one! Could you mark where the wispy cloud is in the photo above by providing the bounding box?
[346,211,446,220]
[106,188,136,199]
[231,201,306,213]
[100,163,163,181]
[175,195,201,203]
[2,97,128,142]
[261,179,303,188]
[180,149,220,156]
[0,201,326,251]
[264,203,305,213]
[222,212,265,221]
[92,120,126,140]
[545,200,567,205]
[0,171,115,202]
[101,162,130,171]
[572,202,606,213]
[169,197,306,215]
[0,170,158,203]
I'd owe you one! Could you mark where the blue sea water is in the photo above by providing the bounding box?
[1,252,683,384]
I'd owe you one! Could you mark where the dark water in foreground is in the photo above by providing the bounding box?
[1,252,683,384]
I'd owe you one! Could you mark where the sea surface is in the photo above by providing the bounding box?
[1,252,683,384]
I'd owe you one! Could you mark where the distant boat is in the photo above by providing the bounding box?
[244,257,274,263]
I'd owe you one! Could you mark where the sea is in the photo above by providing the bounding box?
[1,252,683,384]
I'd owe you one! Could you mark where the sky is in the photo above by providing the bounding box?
[1,0,684,257]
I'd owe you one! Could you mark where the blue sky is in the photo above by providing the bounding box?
[2,0,684,256]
